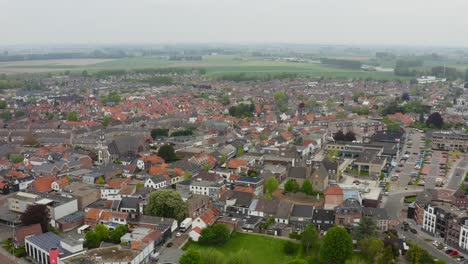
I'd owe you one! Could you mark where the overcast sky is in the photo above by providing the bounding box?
[2,0,468,46]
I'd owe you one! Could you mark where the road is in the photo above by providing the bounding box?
[447,160,468,190]
[399,223,460,264]
[383,190,422,219]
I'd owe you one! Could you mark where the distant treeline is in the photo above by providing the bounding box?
[93,67,206,79]
[320,58,362,69]
[0,50,129,62]
[218,72,298,82]
[0,75,45,90]
[137,76,173,86]
[169,55,202,61]
[394,59,466,80]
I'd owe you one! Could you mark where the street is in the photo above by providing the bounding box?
[399,223,460,264]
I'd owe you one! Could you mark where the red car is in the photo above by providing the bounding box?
[449,250,459,256]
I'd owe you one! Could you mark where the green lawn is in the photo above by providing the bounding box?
[186,232,294,264]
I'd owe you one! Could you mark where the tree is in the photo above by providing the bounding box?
[184,171,192,180]
[301,224,319,254]
[265,177,279,199]
[102,116,113,128]
[199,224,231,245]
[9,154,24,163]
[1,111,11,121]
[179,249,202,264]
[96,177,105,185]
[136,181,144,188]
[426,112,444,128]
[67,111,79,121]
[151,128,169,139]
[236,146,244,157]
[145,189,187,222]
[222,95,230,106]
[157,144,177,162]
[333,130,346,141]
[109,225,128,243]
[84,230,100,248]
[201,249,225,264]
[321,226,353,264]
[0,101,7,109]
[358,237,384,263]
[94,224,109,241]
[301,179,314,195]
[345,257,367,264]
[274,91,289,112]
[20,204,50,232]
[344,131,357,141]
[285,179,299,193]
[328,149,339,162]
[220,155,227,165]
[407,244,422,264]
[81,70,89,77]
[286,260,308,264]
[401,92,410,101]
[353,217,377,241]
[377,246,395,264]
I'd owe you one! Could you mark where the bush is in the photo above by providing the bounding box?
[289,231,301,240]
[284,241,299,255]
[199,224,231,246]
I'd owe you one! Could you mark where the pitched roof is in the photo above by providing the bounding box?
[325,186,343,196]
[33,175,55,192]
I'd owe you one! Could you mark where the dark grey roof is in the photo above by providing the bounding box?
[25,232,73,257]
[312,209,335,221]
[228,191,254,207]
[120,197,139,209]
[288,167,307,179]
[291,204,314,218]
[363,207,388,220]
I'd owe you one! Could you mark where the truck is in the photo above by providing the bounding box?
[179,218,192,232]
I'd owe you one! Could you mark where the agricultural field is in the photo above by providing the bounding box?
[0,55,404,80]
[186,232,294,264]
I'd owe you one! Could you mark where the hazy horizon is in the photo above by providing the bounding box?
[2,0,468,47]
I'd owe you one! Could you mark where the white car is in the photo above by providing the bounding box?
[176,232,182,237]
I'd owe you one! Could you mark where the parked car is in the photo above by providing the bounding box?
[445,249,453,254]
[410,228,418,234]
[166,242,174,248]
[450,250,459,256]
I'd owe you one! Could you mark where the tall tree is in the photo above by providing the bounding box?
[157,144,177,162]
[426,112,444,128]
[377,246,395,264]
[407,244,422,264]
[321,226,353,264]
[179,249,202,264]
[109,225,128,243]
[285,179,299,193]
[145,189,187,222]
[358,237,384,263]
[344,131,357,141]
[199,224,231,246]
[84,230,100,248]
[353,217,377,241]
[333,130,346,141]
[301,179,314,195]
[264,177,279,199]
[20,204,50,232]
[301,224,319,254]
[94,224,109,241]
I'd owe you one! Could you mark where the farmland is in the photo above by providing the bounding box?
[0,55,403,80]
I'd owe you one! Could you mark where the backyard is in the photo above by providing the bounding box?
[185,232,294,264]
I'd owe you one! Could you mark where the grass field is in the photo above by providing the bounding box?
[186,232,294,264]
[0,55,405,80]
